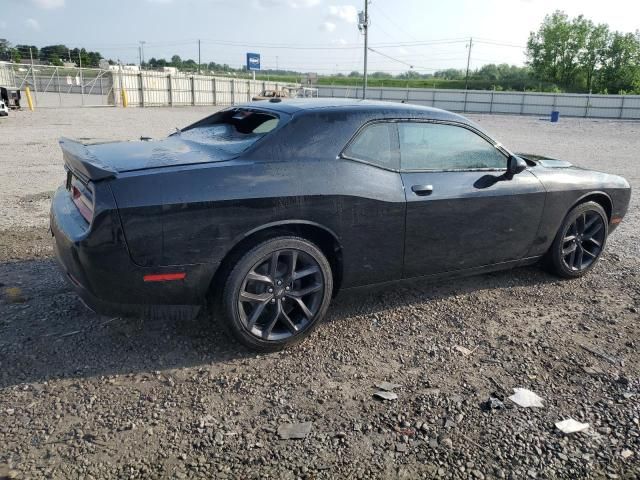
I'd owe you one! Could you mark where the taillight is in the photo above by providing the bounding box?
[67,174,94,223]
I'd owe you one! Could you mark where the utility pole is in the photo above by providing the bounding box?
[276,55,279,72]
[29,47,38,102]
[198,39,201,74]
[139,41,146,68]
[138,46,142,68]
[358,0,369,100]
[464,37,473,90]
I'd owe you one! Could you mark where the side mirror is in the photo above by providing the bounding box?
[507,155,527,176]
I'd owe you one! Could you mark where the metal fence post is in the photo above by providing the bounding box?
[520,93,525,115]
[489,90,494,114]
[552,94,557,116]
[463,90,468,112]
[619,95,626,119]
[191,76,196,106]
[585,94,590,118]
[212,77,217,106]
[139,72,144,107]
[56,66,62,107]
[168,74,173,107]
[231,80,236,105]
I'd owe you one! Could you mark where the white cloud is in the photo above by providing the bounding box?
[320,21,337,32]
[31,0,64,8]
[25,18,41,31]
[327,5,358,24]
[254,0,321,8]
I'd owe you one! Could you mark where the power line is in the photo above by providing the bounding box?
[368,47,413,69]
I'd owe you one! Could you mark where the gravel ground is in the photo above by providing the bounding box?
[1,107,639,479]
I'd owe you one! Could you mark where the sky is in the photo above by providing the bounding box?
[2,0,639,74]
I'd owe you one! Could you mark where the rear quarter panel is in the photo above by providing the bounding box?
[110,156,406,288]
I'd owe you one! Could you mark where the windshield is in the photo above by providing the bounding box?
[180,108,279,156]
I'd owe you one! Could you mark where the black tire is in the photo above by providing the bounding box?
[547,201,608,278]
[221,236,333,351]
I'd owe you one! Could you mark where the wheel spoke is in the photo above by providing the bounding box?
[578,213,587,233]
[291,297,313,319]
[288,283,322,298]
[269,251,280,279]
[584,215,599,232]
[262,302,281,339]
[583,248,597,259]
[240,291,272,303]
[563,243,578,255]
[563,234,576,243]
[292,266,320,281]
[286,251,298,277]
[247,271,273,285]
[247,300,269,329]
[584,222,603,238]
[568,247,577,269]
[280,308,299,333]
[575,245,584,269]
[586,236,602,248]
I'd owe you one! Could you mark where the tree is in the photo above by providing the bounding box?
[40,44,70,63]
[527,11,589,90]
[434,69,464,80]
[170,55,182,68]
[580,23,610,92]
[601,31,640,93]
[15,44,39,60]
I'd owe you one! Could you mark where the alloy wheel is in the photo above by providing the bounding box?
[237,248,324,341]
[561,211,606,271]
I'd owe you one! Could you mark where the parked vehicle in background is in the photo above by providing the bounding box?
[50,99,631,352]
[0,99,8,117]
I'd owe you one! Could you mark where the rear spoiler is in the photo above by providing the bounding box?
[59,137,117,182]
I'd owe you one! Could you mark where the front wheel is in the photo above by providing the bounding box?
[222,236,333,351]
[547,201,608,278]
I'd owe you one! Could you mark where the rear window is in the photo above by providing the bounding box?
[180,108,279,156]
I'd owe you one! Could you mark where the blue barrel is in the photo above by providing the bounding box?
[550,111,560,122]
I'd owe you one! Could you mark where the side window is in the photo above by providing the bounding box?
[343,122,399,170]
[398,122,507,171]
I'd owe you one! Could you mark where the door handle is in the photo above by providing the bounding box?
[411,184,433,196]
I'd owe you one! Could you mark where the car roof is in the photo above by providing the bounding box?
[243,98,471,124]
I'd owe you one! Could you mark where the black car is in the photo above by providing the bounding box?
[50,99,631,351]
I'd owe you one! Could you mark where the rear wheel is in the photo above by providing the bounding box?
[222,236,333,351]
[547,201,608,278]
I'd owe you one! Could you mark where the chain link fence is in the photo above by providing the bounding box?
[0,62,297,108]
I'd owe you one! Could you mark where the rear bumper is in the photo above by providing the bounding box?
[50,186,217,320]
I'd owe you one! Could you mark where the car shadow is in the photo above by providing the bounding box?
[0,256,559,388]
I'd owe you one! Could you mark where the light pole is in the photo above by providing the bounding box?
[358,0,369,100]
[464,37,473,90]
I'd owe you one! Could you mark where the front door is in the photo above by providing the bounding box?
[398,121,546,278]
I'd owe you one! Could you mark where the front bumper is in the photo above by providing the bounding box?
[50,186,217,320]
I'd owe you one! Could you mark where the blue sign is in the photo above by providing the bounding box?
[246,53,261,71]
